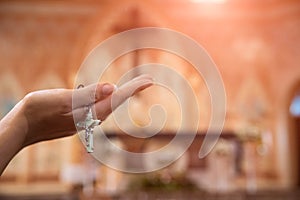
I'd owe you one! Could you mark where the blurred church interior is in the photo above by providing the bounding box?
[0,0,300,199]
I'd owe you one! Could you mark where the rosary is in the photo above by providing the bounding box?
[76,85,101,153]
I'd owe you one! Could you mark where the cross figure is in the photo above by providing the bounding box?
[76,106,101,153]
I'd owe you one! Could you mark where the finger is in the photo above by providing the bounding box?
[117,74,153,97]
[96,74,153,120]
[72,74,153,123]
[72,83,115,109]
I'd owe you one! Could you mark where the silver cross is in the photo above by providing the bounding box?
[76,106,101,153]
[76,84,101,153]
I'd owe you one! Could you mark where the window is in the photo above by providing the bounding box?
[290,95,300,117]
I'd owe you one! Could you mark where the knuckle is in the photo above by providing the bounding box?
[59,92,72,112]
[23,92,37,107]
[85,88,96,104]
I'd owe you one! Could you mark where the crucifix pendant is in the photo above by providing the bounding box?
[76,106,101,153]
[75,83,116,153]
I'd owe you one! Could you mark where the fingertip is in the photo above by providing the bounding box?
[113,84,118,91]
[102,84,115,95]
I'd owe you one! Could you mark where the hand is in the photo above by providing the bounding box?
[23,74,153,146]
[0,74,153,174]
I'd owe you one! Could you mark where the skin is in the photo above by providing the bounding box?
[0,74,153,175]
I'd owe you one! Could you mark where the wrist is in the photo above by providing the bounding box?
[0,100,28,174]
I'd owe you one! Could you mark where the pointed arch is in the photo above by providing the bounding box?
[286,79,300,187]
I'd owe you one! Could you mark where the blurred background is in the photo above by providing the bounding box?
[0,0,300,199]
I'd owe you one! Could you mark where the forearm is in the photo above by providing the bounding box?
[0,100,27,175]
